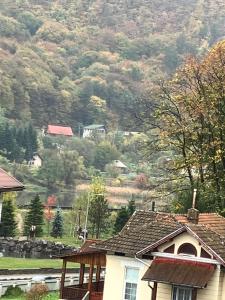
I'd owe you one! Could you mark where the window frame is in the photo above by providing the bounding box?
[172,285,193,300]
[123,266,139,300]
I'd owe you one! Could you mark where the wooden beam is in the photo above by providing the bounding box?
[88,260,94,292]
[96,265,101,282]
[79,263,85,285]
[151,282,157,300]
[60,259,67,299]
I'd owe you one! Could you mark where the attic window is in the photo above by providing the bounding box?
[163,244,175,254]
[178,243,197,256]
[201,248,212,259]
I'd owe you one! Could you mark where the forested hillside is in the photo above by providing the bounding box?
[0,0,225,131]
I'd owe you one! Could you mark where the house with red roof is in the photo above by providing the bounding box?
[93,209,225,300]
[0,168,24,222]
[47,125,73,137]
[58,207,225,300]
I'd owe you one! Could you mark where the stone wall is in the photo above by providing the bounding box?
[0,238,76,259]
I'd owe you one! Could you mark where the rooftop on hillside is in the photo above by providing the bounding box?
[47,125,73,136]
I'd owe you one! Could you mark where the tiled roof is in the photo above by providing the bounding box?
[96,211,225,264]
[84,124,104,130]
[187,224,225,263]
[0,168,24,192]
[97,211,181,255]
[175,213,225,236]
[47,125,73,136]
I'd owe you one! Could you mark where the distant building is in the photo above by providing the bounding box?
[112,160,129,173]
[83,124,105,138]
[28,154,42,168]
[47,125,73,137]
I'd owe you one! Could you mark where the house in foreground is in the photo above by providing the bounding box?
[47,125,73,137]
[59,208,225,300]
[96,209,225,300]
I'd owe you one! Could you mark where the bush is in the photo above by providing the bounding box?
[26,284,48,300]
[135,173,149,189]
[4,286,23,298]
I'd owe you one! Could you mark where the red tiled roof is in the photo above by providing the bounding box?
[95,211,225,264]
[175,213,225,236]
[142,258,215,288]
[47,125,73,136]
[0,168,24,192]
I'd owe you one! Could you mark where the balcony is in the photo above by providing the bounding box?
[62,281,104,300]
[58,240,106,300]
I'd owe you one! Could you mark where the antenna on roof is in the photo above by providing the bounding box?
[192,188,197,209]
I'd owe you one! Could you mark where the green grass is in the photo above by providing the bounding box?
[1,291,59,299]
[0,257,77,269]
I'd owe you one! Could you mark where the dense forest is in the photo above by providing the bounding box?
[1,0,225,131]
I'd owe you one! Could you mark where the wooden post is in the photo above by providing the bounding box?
[151,282,157,300]
[60,259,67,299]
[88,261,94,292]
[79,263,85,286]
[96,265,101,282]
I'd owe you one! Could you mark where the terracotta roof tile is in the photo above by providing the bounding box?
[47,125,73,136]
[96,210,225,263]
[175,213,225,236]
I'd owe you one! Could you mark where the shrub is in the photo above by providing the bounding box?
[26,283,48,300]
[4,286,23,298]
[135,173,149,189]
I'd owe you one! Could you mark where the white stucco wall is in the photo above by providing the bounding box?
[103,255,151,300]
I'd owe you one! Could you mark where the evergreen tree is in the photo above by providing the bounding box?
[114,198,136,234]
[113,207,129,234]
[0,197,16,237]
[51,207,63,238]
[24,194,44,237]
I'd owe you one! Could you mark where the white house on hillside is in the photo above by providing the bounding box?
[28,154,42,168]
[83,124,105,138]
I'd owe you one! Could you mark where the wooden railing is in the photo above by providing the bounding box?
[62,281,104,300]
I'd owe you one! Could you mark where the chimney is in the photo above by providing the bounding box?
[152,201,155,212]
[187,189,199,224]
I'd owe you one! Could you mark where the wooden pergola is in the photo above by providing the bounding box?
[59,240,106,300]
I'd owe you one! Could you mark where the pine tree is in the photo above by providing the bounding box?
[113,207,129,234]
[114,198,136,234]
[0,197,16,237]
[51,207,63,238]
[24,194,44,237]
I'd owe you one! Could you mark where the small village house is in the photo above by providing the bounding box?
[0,168,24,221]
[83,125,105,138]
[95,208,225,300]
[112,160,129,174]
[47,125,73,137]
[28,153,42,168]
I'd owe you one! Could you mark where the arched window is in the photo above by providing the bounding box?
[177,243,197,256]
